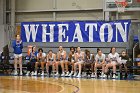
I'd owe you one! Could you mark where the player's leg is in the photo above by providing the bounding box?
[73,62,78,77]
[65,60,70,76]
[14,55,18,75]
[61,61,65,76]
[41,62,45,75]
[55,61,60,76]
[34,62,39,75]
[19,55,23,75]
[68,62,74,76]
[46,62,50,74]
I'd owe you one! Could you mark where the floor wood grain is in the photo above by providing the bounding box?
[0,76,140,93]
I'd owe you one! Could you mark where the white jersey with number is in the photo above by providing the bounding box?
[108,52,119,62]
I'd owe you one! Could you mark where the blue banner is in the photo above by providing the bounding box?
[21,20,131,42]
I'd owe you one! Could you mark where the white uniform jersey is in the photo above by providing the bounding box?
[58,50,68,60]
[37,53,46,62]
[71,53,75,62]
[47,53,55,62]
[108,52,119,62]
[59,50,65,56]
[95,53,105,63]
[37,53,46,58]
[76,52,84,62]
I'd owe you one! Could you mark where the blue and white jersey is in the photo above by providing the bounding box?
[30,52,37,58]
[30,51,37,62]
[12,40,23,54]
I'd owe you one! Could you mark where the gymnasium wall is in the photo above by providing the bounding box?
[13,0,137,56]
[16,0,103,10]
[15,0,140,23]
[14,0,140,36]
[1,0,140,56]
[15,0,103,23]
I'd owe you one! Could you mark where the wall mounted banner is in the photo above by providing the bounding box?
[21,20,131,42]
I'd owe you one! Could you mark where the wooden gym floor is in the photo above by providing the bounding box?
[0,76,140,93]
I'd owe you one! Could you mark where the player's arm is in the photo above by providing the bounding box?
[95,55,98,65]
[63,51,67,59]
[101,55,105,64]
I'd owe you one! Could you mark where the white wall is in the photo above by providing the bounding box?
[56,0,103,9]
[16,0,53,10]
[16,12,53,22]
[119,12,140,20]
[56,11,103,21]
[16,0,103,10]
[0,25,9,52]
[15,0,140,22]
[15,0,103,23]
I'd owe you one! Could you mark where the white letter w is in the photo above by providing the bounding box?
[23,24,39,42]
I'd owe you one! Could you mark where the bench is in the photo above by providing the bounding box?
[131,58,140,75]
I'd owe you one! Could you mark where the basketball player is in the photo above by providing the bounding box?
[119,50,129,78]
[34,48,46,76]
[105,47,120,79]
[94,49,106,78]
[84,50,95,77]
[46,50,56,75]
[73,47,85,78]
[26,46,37,76]
[12,34,23,75]
[55,46,68,76]
[67,46,76,76]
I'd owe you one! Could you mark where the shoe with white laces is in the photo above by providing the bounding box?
[100,73,104,78]
[31,72,34,76]
[112,74,116,79]
[34,71,37,76]
[14,71,18,76]
[61,72,65,77]
[83,72,87,77]
[20,72,23,76]
[65,72,69,76]
[95,73,97,78]
[68,71,74,77]
[91,73,95,78]
[77,73,81,78]
[26,71,30,76]
[102,74,107,78]
[41,71,44,76]
[55,72,59,76]
[73,72,77,77]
